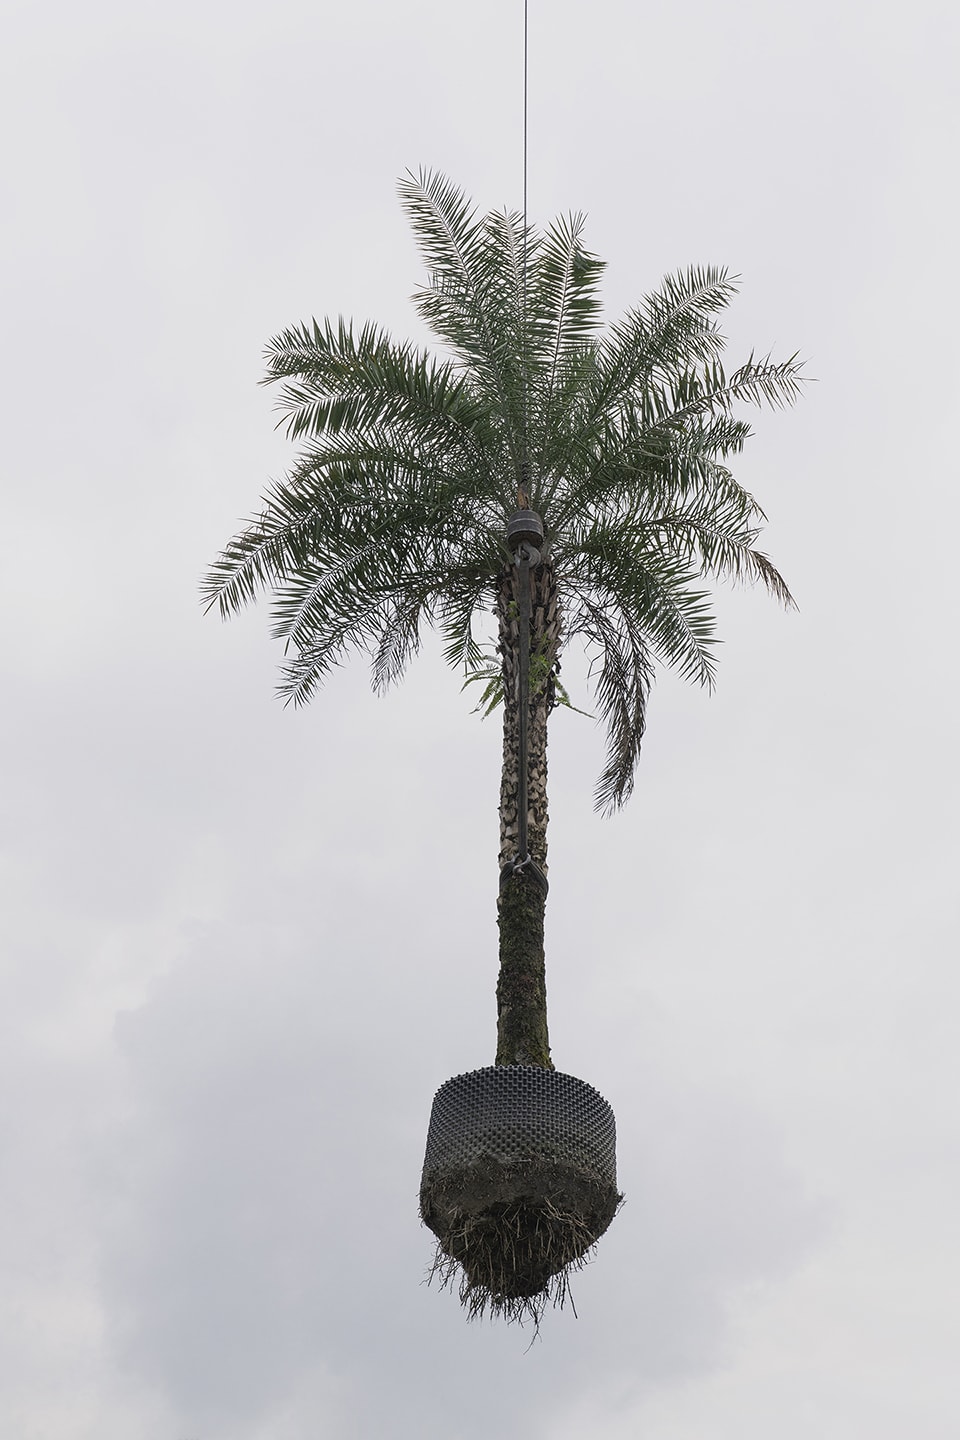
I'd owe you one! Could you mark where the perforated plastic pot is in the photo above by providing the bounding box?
[421,1065,617,1182]
[420,1066,620,1302]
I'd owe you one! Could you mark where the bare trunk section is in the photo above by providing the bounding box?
[495,556,561,1068]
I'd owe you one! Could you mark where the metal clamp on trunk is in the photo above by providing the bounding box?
[499,856,549,895]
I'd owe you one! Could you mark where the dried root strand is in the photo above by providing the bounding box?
[425,1192,621,1326]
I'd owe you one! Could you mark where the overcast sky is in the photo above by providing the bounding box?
[2,0,958,1436]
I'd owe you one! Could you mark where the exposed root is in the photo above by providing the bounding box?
[420,1156,622,1325]
[426,1199,597,1324]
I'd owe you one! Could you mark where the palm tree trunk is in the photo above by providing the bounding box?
[495,556,561,1068]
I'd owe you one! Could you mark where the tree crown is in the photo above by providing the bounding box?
[203,170,802,809]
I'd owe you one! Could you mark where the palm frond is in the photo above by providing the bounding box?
[202,442,459,620]
[399,170,527,481]
[647,485,795,607]
[637,355,805,428]
[439,577,496,676]
[397,169,490,293]
[565,586,655,812]
[201,506,309,618]
[370,586,433,694]
[564,531,718,690]
[460,649,504,716]
[587,266,735,426]
[560,517,726,807]
[263,317,490,449]
[534,213,605,409]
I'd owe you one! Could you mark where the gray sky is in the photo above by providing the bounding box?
[2,0,958,1435]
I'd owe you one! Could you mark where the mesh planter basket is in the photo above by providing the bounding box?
[420,1066,621,1320]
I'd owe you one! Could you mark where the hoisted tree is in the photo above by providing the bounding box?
[203,171,801,1322]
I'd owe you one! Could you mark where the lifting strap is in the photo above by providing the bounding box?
[501,539,548,896]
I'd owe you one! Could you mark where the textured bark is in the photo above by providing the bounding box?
[495,557,562,1068]
[496,872,550,1066]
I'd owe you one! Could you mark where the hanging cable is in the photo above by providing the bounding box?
[520,0,529,499]
[523,0,528,323]
[500,4,546,897]
[516,543,532,865]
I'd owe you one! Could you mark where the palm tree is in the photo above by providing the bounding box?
[203,169,800,1076]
